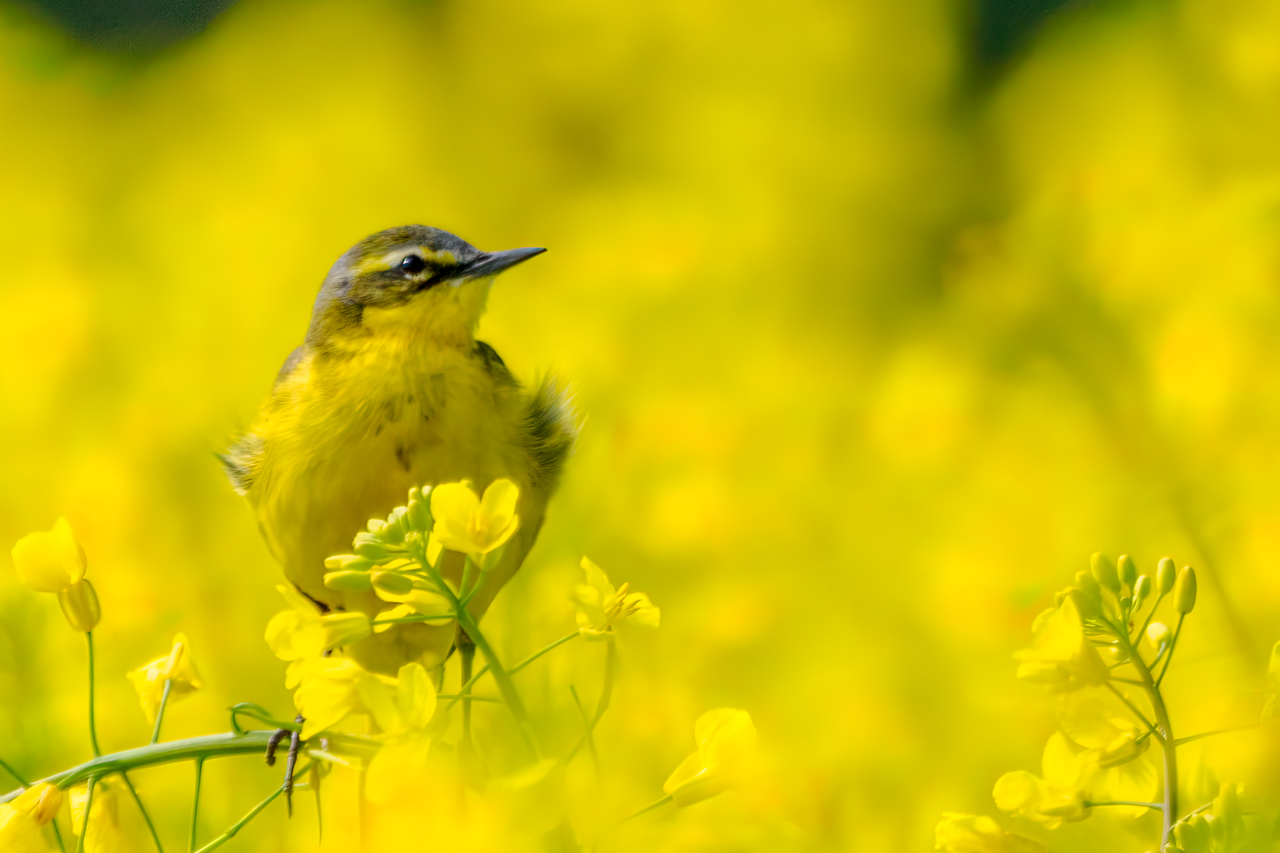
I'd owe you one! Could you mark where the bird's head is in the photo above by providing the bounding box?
[306,225,544,349]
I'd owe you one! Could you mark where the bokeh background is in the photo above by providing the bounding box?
[3,0,1280,850]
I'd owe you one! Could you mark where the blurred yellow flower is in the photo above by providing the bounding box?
[11,517,86,593]
[0,783,62,853]
[663,708,757,807]
[264,585,372,683]
[127,633,203,723]
[429,479,520,558]
[69,780,120,853]
[992,770,1087,829]
[57,579,100,633]
[573,557,660,640]
[1053,689,1158,815]
[1014,597,1108,691]
[934,813,1047,853]
[361,662,437,802]
[293,656,377,739]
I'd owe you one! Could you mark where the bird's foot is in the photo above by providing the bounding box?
[264,715,304,817]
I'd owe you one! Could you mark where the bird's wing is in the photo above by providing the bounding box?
[521,374,579,492]
[219,346,306,496]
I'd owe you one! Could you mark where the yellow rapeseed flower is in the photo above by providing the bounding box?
[429,479,520,558]
[10,517,86,593]
[663,708,757,807]
[934,813,1047,853]
[69,780,120,853]
[573,557,660,640]
[292,656,378,739]
[361,662,437,802]
[264,585,372,684]
[1013,596,1108,691]
[127,633,203,723]
[0,783,63,853]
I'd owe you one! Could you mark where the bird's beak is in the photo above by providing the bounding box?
[459,247,546,279]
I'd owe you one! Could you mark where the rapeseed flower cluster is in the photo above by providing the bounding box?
[939,553,1279,853]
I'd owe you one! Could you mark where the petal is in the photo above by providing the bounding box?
[10,517,86,593]
[579,557,614,600]
[357,675,403,734]
[396,663,437,730]
[478,479,519,527]
[624,593,661,629]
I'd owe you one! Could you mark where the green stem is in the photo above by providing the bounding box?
[51,818,67,853]
[1137,591,1167,641]
[120,771,165,853]
[151,681,173,745]
[1156,613,1186,688]
[0,755,27,786]
[0,732,327,804]
[1084,800,1162,809]
[75,776,96,853]
[189,758,204,853]
[436,694,500,703]
[622,793,673,822]
[1172,724,1259,747]
[569,686,599,772]
[370,615,453,627]
[459,630,475,764]
[1105,682,1163,743]
[564,640,617,764]
[455,608,538,756]
[190,781,287,853]
[458,557,478,607]
[86,633,101,758]
[446,631,579,711]
[1125,634,1178,846]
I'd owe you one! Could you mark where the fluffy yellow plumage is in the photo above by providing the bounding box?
[224,226,576,674]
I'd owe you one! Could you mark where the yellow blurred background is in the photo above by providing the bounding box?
[3,0,1280,850]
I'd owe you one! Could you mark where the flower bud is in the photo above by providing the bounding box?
[1053,590,1066,607]
[32,783,64,825]
[1157,557,1176,594]
[372,571,414,597]
[320,612,372,649]
[1174,567,1197,614]
[57,579,100,632]
[1214,781,1240,825]
[324,554,373,571]
[406,498,432,533]
[1117,554,1137,587]
[324,570,372,592]
[1146,622,1170,651]
[1063,588,1100,620]
[1097,732,1147,768]
[1119,595,1132,614]
[1091,552,1120,593]
[354,533,392,561]
[1174,814,1210,850]
[1133,575,1152,609]
[367,519,389,535]
[1074,571,1100,600]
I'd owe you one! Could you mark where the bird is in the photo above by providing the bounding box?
[221,225,576,675]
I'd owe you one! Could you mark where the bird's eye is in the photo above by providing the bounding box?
[400,255,426,274]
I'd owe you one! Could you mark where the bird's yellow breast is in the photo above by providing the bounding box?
[247,325,530,610]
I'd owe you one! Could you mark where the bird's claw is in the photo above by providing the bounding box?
[263,716,304,817]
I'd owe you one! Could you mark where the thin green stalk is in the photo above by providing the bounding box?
[458,557,478,607]
[564,640,617,764]
[1105,682,1163,743]
[190,780,287,853]
[151,681,173,745]
[75,777,96,853]
[1124,634,1178,847]
[455,608,538,756]
[459,631,475,763]
[86,633,101,758]
[51,817,67,853]
[189,758,204,853]
[1172,724,1259,747]
[120,771,165,853]
[569,686,599,772]
[446,631,579,711]
[1156,614,1186,688]
[436,694,500,703]
[1137,591,1167,641]
[0,755,27,786]
[371,615,453,627]
[0,732,277,804]
[1085,800,1162,809]
[622,794,672,822]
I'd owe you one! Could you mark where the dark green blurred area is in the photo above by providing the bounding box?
[9,0,1083,69]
